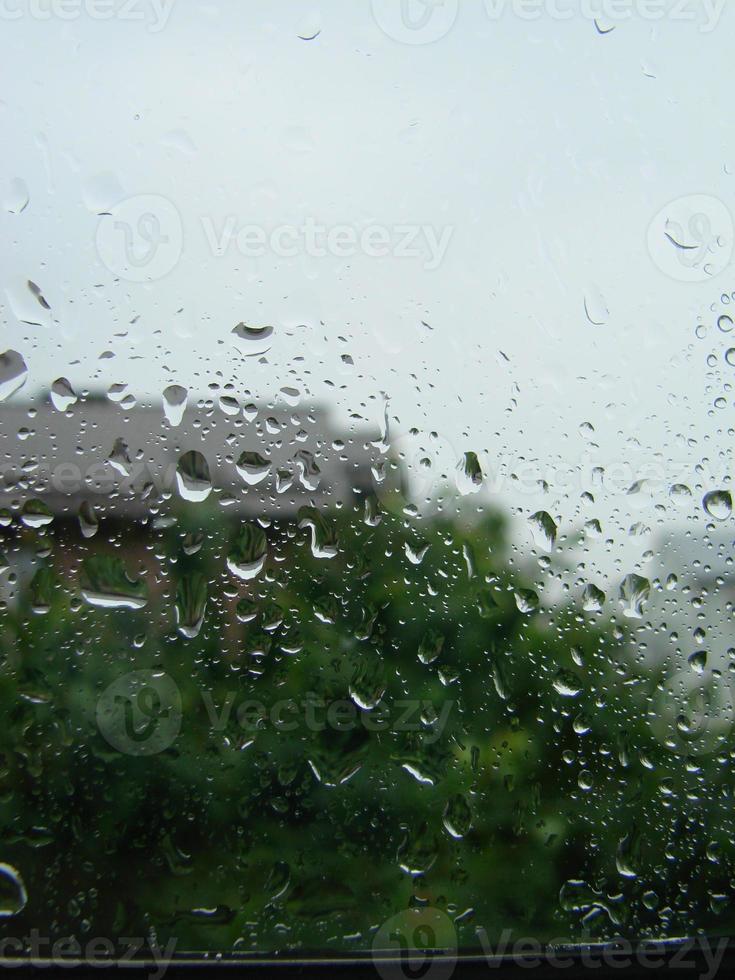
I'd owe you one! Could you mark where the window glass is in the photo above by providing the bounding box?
[0,0,734,966]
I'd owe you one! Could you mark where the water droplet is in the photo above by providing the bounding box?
[78,501,99,539]
[293,450,321,491]
[50,377,77,412]
[236,451,271,486]
[298,506,338,559]
[418,629,444,665]
[443,794,472,839]
[4,178,29,214]
[689,650,707,674]
[231,322,274,356]
[725,348,735,366]
[175,573,208,639]
[717,314,733,333]
[0,350,28,402]
[584,285,609,325]
[163,385,188,426]
[583,583,605,612]
[349,656,386,711]
[616,826,641,879]
[528,511,557,552]
[515,588,539,613]
[669,483,692,506]
[456,452,483,495]
[17,497,50,530]
[553,668,582,698]
[619,574,650,619]
[296,10,321,40]
[108,438,132,477]
[0,864,27,917]
[702,490,732,521]
[80,556,147,609]
[176,451,212,502]
[227,523,268,580]
[405,540,430,565]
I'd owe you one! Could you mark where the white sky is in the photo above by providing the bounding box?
[1,0,733,591]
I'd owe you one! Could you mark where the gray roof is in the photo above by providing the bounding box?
[0,396,378,523]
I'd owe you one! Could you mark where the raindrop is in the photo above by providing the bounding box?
[528,511,557,552]
[515,588,539,613]
[689,650,708,675]
[418,629,444,665]
[50,377,77,412]
[702,490,732,521]
[456,452,483,495]
[0,864,27,917]
[583,584,605,613]
[553,668,582,698]
[163,385,188,426]
[298,506,338,559]
[443,794,472,839]
[108,438,132,477]
[236,452,272,486]
[175,573,208,639]
[619,574,650,619]
[3,178,29,214]
[227,523,268,580]
[0,350,28,402]
[176,451,212,502]
[296,10,321,40]
[231,322,274,356]
[21,500,53,529]
[80,556,147,609]
[584,286,609,325]
[78,501,99,539]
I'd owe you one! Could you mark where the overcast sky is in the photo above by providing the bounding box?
[1,0,733,590]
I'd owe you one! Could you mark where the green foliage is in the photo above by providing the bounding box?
[0,501,732,954]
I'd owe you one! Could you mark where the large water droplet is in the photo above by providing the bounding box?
[0,864,27,917]
[702,490,732,521]
[80,556,148,609]
[3,178,29,214]
[236,451,271,486]
[456,452,483,495]
[176,451,212,502]
[619,574,650,619]
[175,573,208,639]
[552,668,582,698]
[50,377,77,412]
[443,794,472,839]
[227,523,268,580]
[232,322,274,356]
[163,385,188,426]
[528,511,558,552]
[0,350,28,402]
